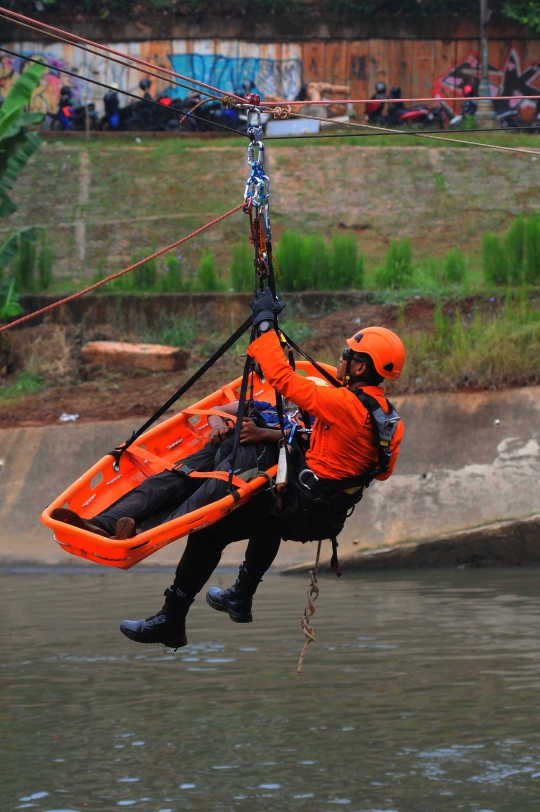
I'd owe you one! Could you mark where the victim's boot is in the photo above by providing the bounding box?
[205,563,261,623]
[120,586,194,648]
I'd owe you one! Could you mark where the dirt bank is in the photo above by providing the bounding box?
[1,290,538,429]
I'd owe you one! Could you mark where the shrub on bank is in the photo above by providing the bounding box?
[483,214,540,285]
[394,291,540,393]
[374,238,413,289]
[229,230,365,292]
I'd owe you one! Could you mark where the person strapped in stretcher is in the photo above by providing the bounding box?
[51,394,315,540]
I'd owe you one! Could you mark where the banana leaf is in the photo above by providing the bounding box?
[0,278,24,321]
[0,61,47,124]
[0,227,42,271]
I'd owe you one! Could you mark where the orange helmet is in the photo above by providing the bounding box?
[346,326,405,381]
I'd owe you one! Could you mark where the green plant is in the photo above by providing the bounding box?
[276,231,311,292]
[0,369,43,398]
[443,248,466,284]
[330,233,358,289]
[524,213,540,284]
[374,238,413,289]
[230,241,253,292]
[0,61,46,219]
[504,214,526,282]
[160,254,183,292]
[311,233,330,290]
[0,278,24,321]
[133,244,158,290]
[37,234,54,290]
[0,226,42,275]
[13,236,37,292]
[482,232,508,285]
[141,313,195,347]
[197,251,220,291]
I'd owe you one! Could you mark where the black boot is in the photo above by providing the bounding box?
[205,563,260,623]
[120,586,193,648]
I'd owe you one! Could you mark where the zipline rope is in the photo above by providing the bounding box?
[265,105,540,157]
[265,125,540,140]
[0,7,246,105]
[0,47,248,139]
[0,203,244,334]
[2,7,539,110]
[0,13,222,103]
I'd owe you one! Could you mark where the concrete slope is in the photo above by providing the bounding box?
[285,515,540,574]
[1,385,539,570]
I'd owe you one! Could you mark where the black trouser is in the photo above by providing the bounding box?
[91,435,278,536]
[173,489,283,596]
[173,495,347,598]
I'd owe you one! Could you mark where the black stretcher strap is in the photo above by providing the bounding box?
[227,332,255,494]
[280,331,341,389]
[109,315,253,466]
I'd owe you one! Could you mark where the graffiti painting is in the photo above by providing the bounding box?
[167,53,303,100]
[433,44,540,115]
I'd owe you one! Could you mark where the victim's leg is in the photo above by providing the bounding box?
[174,490,281,596]
[165,442,277,524]
[92,440,225,535]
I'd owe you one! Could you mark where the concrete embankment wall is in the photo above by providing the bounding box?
[1,386,539,571]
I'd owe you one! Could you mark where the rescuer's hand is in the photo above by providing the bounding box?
[250,288,286,333]
[209,424,233,446]
[240,418,281,445]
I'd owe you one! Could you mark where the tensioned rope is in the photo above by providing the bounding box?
[8,41,536,151]
[3,7,539,110]
[0,13,221,103]
[0,7,246,105]
[265,125,540,141]
[0,203,244,334]
[265,105,540,157]
[0,48,248,138]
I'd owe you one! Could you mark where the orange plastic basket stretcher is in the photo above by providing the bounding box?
[41,360,333,570]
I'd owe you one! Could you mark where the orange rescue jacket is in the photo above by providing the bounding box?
[248,330,404,482]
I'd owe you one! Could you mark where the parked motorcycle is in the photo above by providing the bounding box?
[100,80,183,132]
[50,86,99,131]
[449,84,478,128]
[496,102,533,132]
[392,101,448,129]
[365,81,387,124]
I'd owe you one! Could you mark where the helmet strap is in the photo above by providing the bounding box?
[343,352,369,387]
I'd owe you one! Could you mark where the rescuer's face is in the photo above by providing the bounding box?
[336,350,367,382]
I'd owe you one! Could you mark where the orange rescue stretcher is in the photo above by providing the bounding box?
[41,360,332,570]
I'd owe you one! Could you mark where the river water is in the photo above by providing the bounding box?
[2,567,540,812]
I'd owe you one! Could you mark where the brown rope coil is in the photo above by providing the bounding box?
[272,106,292,120]
[297,539,322,674]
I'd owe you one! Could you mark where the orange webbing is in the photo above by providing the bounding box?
[126,445,247,490]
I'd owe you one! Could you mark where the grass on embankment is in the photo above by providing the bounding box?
[392,294,540,394]
[4,134,540,293]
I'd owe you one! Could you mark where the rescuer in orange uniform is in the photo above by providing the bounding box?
[118,290,406,648]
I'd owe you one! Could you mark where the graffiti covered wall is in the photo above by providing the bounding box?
[1,37,540,117]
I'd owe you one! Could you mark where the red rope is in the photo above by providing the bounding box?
[0,204,243,334]
[1,8,536,110]
[0,6,246,105]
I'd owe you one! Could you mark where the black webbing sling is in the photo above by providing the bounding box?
[109,315,253,469]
